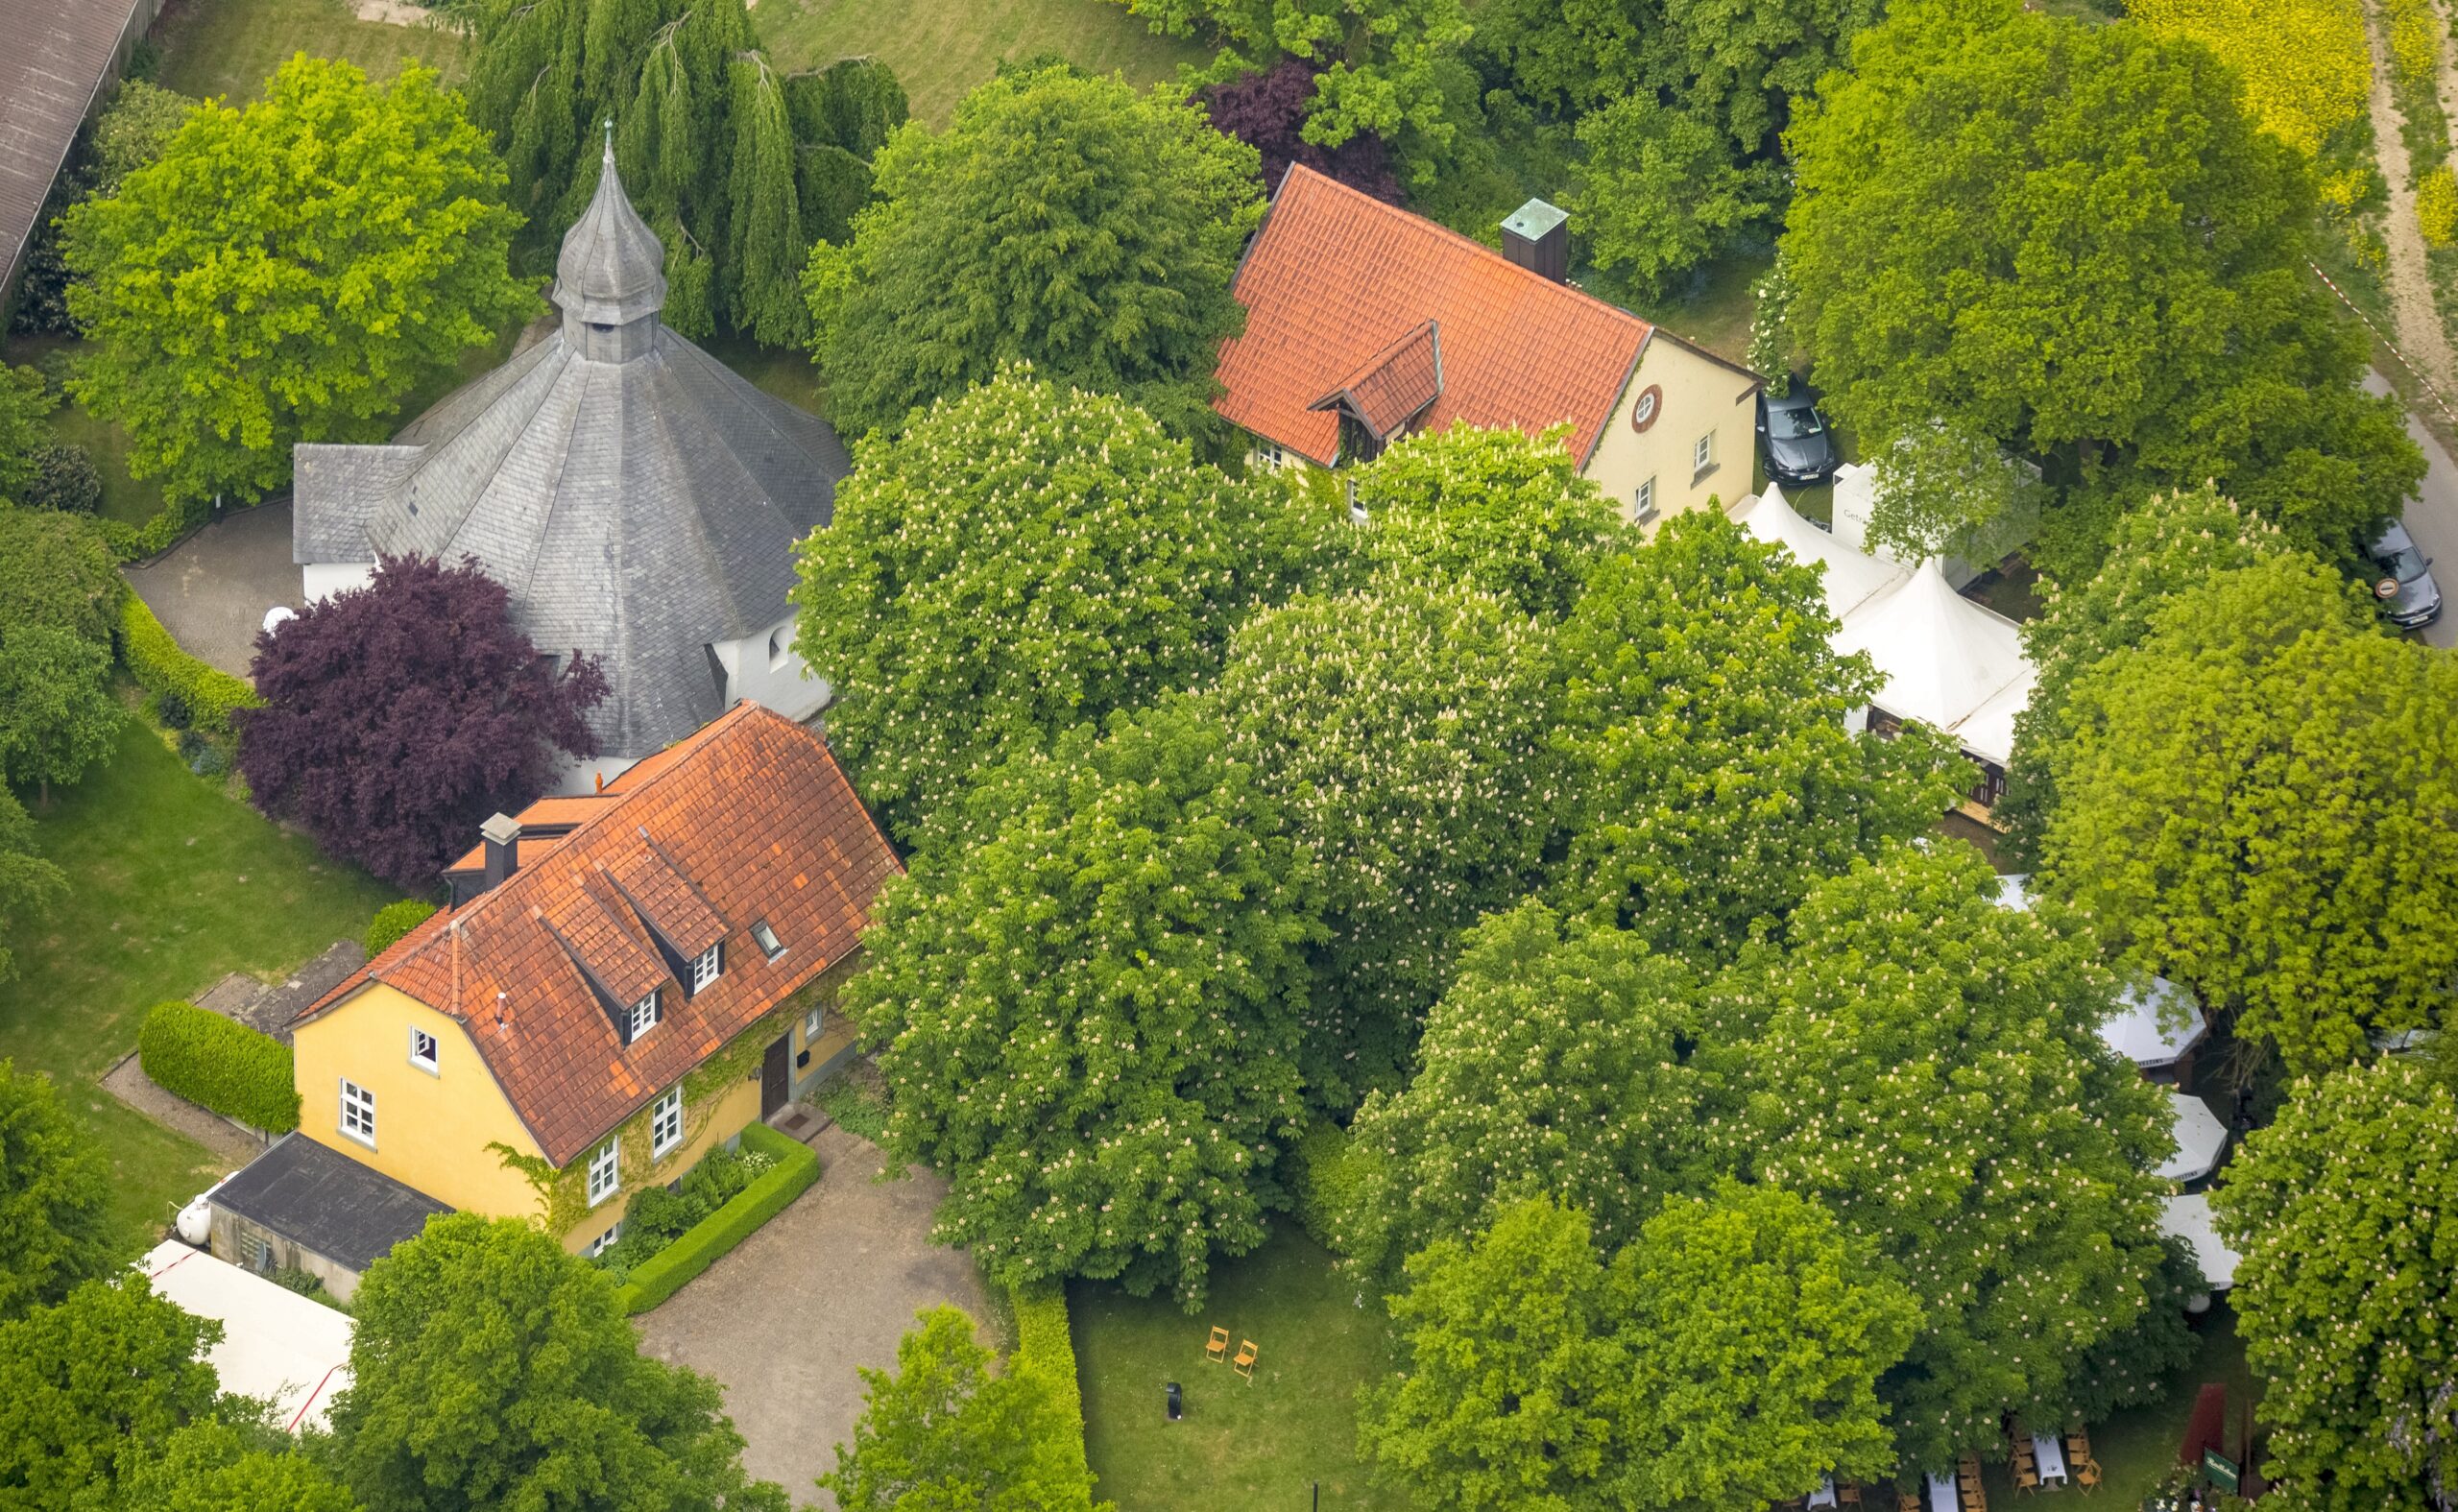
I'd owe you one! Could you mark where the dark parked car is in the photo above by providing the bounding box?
[2371,519,2443,630]
[1757,383,1840,486]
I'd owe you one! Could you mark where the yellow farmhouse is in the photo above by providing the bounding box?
[1213,165,1762,528]
[204,705,901,1298]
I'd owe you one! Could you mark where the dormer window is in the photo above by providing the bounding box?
[688,942,722,995]
[630,989,661,1040]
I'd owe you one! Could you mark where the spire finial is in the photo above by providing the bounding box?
[602,117,614,164]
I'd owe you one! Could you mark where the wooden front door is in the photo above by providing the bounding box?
[760,1033,790,1117]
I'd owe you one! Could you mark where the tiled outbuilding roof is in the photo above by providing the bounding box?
[301,705,901,1166]
[1215,166,1652,468]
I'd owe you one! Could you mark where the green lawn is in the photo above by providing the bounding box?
[154,0,467,104]
[1621,245,1773,368]
[754,0,1205,126]
[1074,1227,1404,1511]
[4,716,394,1247]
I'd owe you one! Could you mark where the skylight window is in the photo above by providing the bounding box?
[751,921,784,962]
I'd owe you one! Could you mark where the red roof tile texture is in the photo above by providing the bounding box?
[1216,166,1651,468]
[302,705,902,1167]
[1313,319,1443,442]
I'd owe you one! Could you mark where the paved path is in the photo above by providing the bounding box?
[122,499,300,680]
[101,1055,268,1168]
[638,1125,990,1508]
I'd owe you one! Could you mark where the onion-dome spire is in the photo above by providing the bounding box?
[553,122,667,330]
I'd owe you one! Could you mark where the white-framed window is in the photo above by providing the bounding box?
[1254,441,1286,469]
[1693,430,1716,479]
[408,1026,439,1073]
[630,989,661,1040]
[652,1087,686,1158]
[752,920,784,962]
[689,942,722,995]
[588,1139,621,1206]
[804,1005,825,1045]
[585,1220,623,1258]
[1634,477,1657,521]
[767,629,788,672]
[339,1078,376,1147]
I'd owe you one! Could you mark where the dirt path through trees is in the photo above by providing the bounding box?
[2362,0,2458,394]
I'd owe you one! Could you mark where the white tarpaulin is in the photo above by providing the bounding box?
[2159,1193,2240,1289]
[140,1241,353,1430]
[2160,1090,2230,1183]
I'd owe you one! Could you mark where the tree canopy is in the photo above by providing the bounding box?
[1337,900,1723,1275]
[2039,554,2458,1072]
[1780,0,2420,579]
[844,703,1318,1307]
[1205,585,1564,1103]
[1200,60,1404,204]
[0,1277,222,1509]
[2212,1060,2458,1512]
[1705,841,2180,1467]
[62,57,534,506]
[0,626,120,805]
[0,509,123,649]
[790,369,1344,848]
[329,1213,785,1512]
[1351,421,1625,619]
[0,794,67,988]
[805,68,1263,442]
[237,555,607,892]
[122,1419,362,1512]
[820,1307,1102,1512]
[0,1063,112,1323]
[1550,510,1961,966]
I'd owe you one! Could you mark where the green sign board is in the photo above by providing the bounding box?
[2202,1448,2241,1493]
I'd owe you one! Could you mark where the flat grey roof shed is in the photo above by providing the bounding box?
[210,1134,451,1272]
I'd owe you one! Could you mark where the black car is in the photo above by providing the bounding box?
[2371,519,2444,630]
[1757,383,1840,486]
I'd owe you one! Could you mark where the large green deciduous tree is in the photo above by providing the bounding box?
[0,1277,221,1509]
[819,1307,1103,1512]
[0,626,120,804]
[1571,94,1783,298]
[1780,0,2420,579]
[845,703,1319,1307]
[805,69,1263,442]
[1338,900,1723,1274]
[0,488,126,646]
[0,1062,113,1322]
[1999,487,2291,860]
[1706,841,2179,1467]
[2212,1060,2458,1512]
[1550,510,1962,967]
[2039,555,2458,1071]
[123,1420,362,1512]
[0,794,68,987]
[1206,585,1563,1104]
[329,1213,785,1512]
[1351,420,1625,619]
[61,57,535,506]
[790,369,1344,848]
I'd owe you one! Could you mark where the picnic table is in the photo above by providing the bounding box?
[1928,1473,1960,1512]
[2031,1432,2069,1485]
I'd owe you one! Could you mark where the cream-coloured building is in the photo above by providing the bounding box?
[205,705,899,1288]
[1213,165,1761,529]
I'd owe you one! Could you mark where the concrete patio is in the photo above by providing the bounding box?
[122,497,300,679]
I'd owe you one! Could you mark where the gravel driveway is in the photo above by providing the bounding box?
[637,1124,991,1507]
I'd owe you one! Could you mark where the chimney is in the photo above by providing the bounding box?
[480,812,521,894]
[1501,199,1571,284]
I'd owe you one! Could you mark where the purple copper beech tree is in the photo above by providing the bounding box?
[238,555,607,891]
[1201,60,1404,205]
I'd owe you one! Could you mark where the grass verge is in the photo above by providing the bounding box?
[753,0,1205,126]
[5,714,393,1247]
[1073,1226,1402,1511]
[153,0,467,103]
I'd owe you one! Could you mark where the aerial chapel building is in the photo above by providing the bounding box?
[292,140,851,791]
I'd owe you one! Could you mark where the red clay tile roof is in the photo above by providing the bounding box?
[1310,319,1443,443]
[302,705,902,1166]
[1216,166,1651,468]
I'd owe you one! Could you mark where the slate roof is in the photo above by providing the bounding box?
[291,152,852,760]
[297,705,903,1167]
[210,1133,451,1271]
[0,0,147,295]
[1216,165,1652,468]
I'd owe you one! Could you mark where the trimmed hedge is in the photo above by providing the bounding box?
[1010,1284,1097,1500]
[122,594,258,734]
[614,1121,818,1313]
[137,1000,300,1134]
[366,900,438,957]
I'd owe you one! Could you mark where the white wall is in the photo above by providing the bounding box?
[301,563,375,601]
[711,615,831,723]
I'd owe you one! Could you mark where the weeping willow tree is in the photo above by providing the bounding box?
[463,0,904,345]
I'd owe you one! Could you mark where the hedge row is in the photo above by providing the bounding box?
[1010,1284,1097,1500]
[137,1000,300,1134]
[614,1121,818,1314]
[121,594,258,734]
[366,900,438,957]
[98,494,210,563]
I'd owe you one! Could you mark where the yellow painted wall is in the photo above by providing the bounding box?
[563,1072,762,1256]
[1580,336,1761,531]
[291,983,550,1222]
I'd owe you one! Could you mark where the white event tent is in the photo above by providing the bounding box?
[2159,1193,2241,1290]
[2159,1089,2230,1183]
[1995,875,2211,1070]
[141,1240,354,1431]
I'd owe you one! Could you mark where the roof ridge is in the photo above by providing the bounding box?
[1278,165,1652,336]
